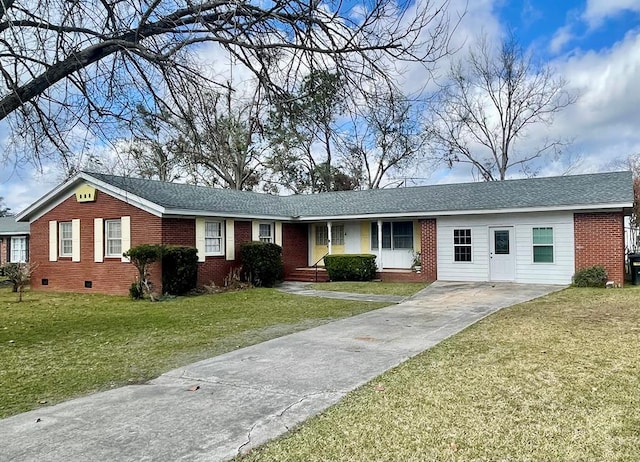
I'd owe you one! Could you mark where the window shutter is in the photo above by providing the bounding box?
[195,218,206,262]
[275,222,283,246]
[71,219,81,262]
[225,220,235,261]
[120,216,131,262]
[49,220,57,261]
[6,237,10,263]
[94,218,104,263]
[252,220,260,241]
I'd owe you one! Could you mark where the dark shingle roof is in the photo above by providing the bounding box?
[86,170,632,219]
[0,216,29,235]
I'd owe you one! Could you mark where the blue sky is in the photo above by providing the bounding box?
[1,0,640,212]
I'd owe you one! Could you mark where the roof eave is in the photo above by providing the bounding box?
[16,173,166,222]
[295,202,634,221]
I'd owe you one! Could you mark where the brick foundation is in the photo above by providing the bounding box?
[574,212,625,285]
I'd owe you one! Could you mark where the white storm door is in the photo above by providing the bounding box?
[489,227,515,281]
[344,223,360,253]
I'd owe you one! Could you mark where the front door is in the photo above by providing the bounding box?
[489,227,515,281]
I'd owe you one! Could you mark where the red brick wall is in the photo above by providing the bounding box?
[0,237,6,264]
[420,218,437,281]
[574,212,625,285]
[196,220,252,287]
[282,223,309,278]
[30,193,163,295]
[162,218,195,246]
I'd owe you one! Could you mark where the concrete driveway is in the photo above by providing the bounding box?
[0,281,564,462]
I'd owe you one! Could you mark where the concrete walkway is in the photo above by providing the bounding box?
[0,282,564,462]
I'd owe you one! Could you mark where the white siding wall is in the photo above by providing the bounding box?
[437,211,575,284]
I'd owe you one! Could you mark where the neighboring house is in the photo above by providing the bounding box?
[16,171,633,295]
[0,216,30,265]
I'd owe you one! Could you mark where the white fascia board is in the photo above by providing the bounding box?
[296,203,633,221]
[15,175,82,222]
[15,173,165,222]
[163,209,291,221]
[0,231,29,236]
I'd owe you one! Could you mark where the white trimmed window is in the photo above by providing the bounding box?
[59,222,73,257]
[371,222,413,250]
[259,223,273,243]
[205,221,223,255]
[454,229,472,262]
[533,227,554,263]
[105,219,122,257]
[10,236,27,263]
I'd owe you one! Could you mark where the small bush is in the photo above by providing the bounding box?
[573,265,608,287]
[240,241,283,287]
[123,244,162,300]
[161,246,198,295]
[323,254,377,281]
[129,282,143,300]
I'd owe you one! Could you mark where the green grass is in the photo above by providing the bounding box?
[307,281,428,296]
[0,288,388,418]
[240,287,640,462]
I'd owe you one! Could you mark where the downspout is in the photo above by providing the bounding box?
[377,219,383,271]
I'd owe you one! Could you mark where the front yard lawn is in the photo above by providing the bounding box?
[241,287,640,462]
[0,288,388,418]
[308,281,428,296]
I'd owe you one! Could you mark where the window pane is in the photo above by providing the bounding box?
[533,227,553,245]
[110,241,121,255]
[494,230,510,254]
[259,223,271,237]
[205,238,221,253]
[332,225,344,245]
[533,245,554,263]
[393,222,413,249]
[107,221,121,239]
[454,229,471,245]
[60,222,72,239]
[205,222,221,238]
[316,226,328,245]
[454,246,472,262]
[382,222,391,249]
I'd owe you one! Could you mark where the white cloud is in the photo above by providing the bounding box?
[583,0,640,28]
[550,25,575,54]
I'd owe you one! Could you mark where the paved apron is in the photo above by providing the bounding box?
[0,282,564,462]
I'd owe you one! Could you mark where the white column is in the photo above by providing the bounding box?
[377,219,383,271]
[327,221,333,255]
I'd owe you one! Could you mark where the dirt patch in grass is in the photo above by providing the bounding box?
[239,287,640,462]
[0,288,388,418]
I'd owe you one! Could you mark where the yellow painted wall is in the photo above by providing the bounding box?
[360,221,371,253]
[310,223,346,265]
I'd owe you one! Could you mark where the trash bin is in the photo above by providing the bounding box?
[629,254,640,285]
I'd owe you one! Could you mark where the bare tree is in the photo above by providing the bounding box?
[124,106,183,182]
[266,69,346,192]
[429,34,576,181]
[0,197,10,216]
[343,88,427,188]
[0,0,455,167]
[176,83,265,190]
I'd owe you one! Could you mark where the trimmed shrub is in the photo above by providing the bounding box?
[240,241,283,287]
[323,254,377,281]
[161,246,198,295]
[124,244,162,300]
[573,265,608,287]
